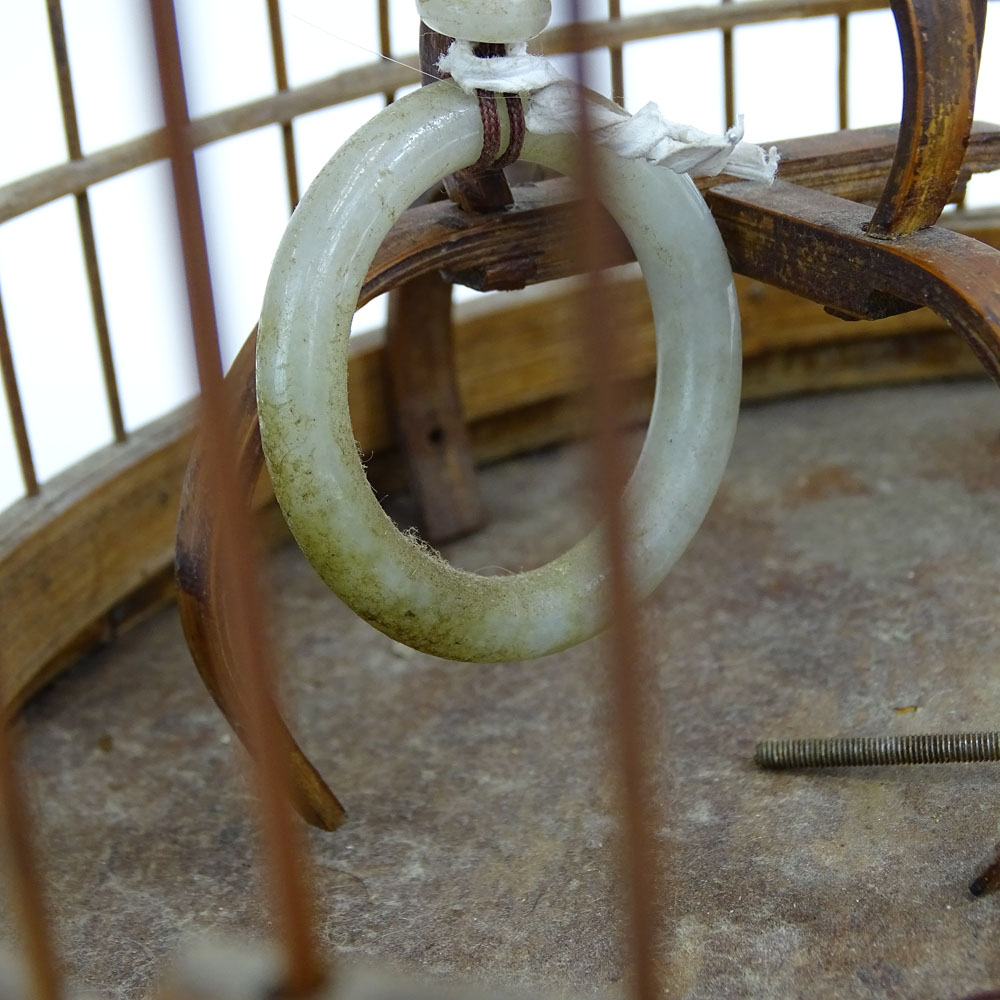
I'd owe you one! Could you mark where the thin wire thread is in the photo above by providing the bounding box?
[46,0,127,445]
[146,2,325,993]
[289,11,431,79]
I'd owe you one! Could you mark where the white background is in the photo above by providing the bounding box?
[0,0,998,511]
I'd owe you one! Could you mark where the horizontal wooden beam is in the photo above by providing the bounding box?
[331,124,999,299]
[0,59,419,224]
[766,122,1000,205]
[0,0,893,224]
[539,0,889,53]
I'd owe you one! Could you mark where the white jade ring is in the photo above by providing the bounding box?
[257,80,741,663]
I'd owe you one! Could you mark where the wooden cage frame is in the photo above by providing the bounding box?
[2,1,1000,997]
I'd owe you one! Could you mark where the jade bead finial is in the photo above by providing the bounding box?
[417,0,551,43]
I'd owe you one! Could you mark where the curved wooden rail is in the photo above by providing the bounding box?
[867,0,983,237]
[174,196,561,828]
[707,178,1000,374]
[174,332,347,831]
[177,161,1000,827]
[5,203,995,727]
[3,115,998,714]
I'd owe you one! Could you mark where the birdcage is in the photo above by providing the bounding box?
[2,2,1000,998]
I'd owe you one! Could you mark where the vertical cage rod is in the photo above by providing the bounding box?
[0,286,39,497]
[568,3,664,997]
[266,0,301,212]
[378,0,396,104]
[45,0,127,445]
[955,0,989,211]
[608,0,625,106]
[147,2,326,993]
[838,13,850,129]
[0,677,63,1000]
[722,0,736,127]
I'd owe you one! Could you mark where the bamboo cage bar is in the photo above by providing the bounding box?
[838,13,849,129]
[0,285,37,498]
[0,703,62,1000]
[608,0,625,106]
[563,10,663,995]
[266,0,302,213]
[378,0,396,105]
[722,0,736,130]
[45,0,126,444]
[147,0,326,990]
[541,0,890,48]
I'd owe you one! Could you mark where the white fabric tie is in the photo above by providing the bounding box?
[438,39,779,183]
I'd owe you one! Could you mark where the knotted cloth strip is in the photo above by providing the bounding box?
[439,39,779,183]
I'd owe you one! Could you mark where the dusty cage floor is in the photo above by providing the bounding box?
[5,380,1000,999]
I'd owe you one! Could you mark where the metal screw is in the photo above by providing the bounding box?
[754,732,1000,769]
[756,731,1000,898]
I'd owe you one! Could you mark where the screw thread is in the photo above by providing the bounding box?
[754,732,1000,769]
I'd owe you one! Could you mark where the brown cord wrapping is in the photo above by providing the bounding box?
[494,93,526,169]
[473,88,502,168]
[469,42,525,171]
[472,90,525,170]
